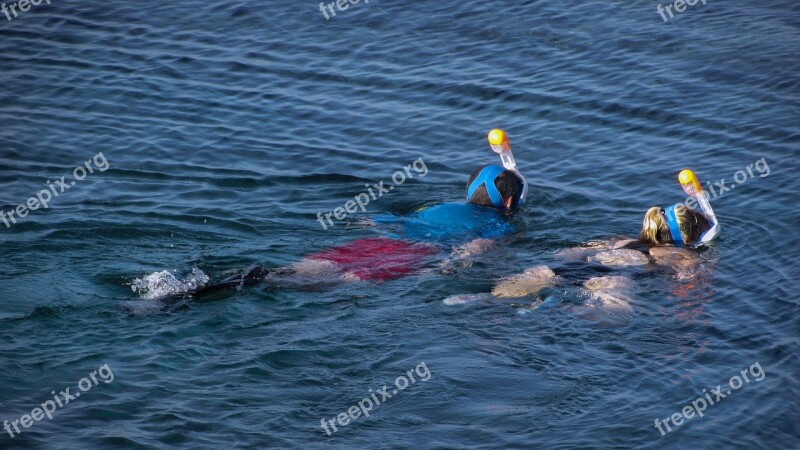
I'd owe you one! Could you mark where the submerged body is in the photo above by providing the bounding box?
[127,202,520,310]
[126,130,529,310]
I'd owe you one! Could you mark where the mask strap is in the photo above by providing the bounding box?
[468,166,505,207]
[664,205,684,245]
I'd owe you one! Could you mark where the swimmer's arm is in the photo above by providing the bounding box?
[451,238,496,259]
[370,214,406,225]
[556,237,639,260]
[611,238,640,249]
[438,238,496,272]
[344,217,377,229]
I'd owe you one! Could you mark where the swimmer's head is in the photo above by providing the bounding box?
[466,164,524,210]
[640,205,711,247]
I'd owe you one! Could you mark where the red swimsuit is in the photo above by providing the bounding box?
[306,238,437,281]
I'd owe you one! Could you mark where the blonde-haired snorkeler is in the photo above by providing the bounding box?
[637,169,719,265]
[444,169,720,315]
[640,205,711,247]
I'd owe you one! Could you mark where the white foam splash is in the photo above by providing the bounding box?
[131,267,210,301]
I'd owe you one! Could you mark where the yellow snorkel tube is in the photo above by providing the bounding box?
[487,129,528,205]
[678,169,720,244]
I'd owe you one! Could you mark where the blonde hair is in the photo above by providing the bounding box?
[640,205,710,246]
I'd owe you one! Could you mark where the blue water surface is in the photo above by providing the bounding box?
[1,1,799,448]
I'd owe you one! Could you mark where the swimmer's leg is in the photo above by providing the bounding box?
[556,238,641,261]
[177,258,355,303]
[132,263,271,310]
[261,258,360,289]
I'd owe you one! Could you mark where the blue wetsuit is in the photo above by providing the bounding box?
[375,203,518,246]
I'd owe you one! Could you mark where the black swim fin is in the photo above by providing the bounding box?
[124,264,271,313]
[190,263,270,299]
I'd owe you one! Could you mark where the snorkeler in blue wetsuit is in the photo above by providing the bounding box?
[373,128,527,251]
[291,139,527,285]
[266,128,528,282]
[374,164,523,248]
[127,130,530,310]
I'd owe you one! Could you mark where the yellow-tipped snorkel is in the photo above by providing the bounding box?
[487,129,527,205]
[677,169,720,244]
[678,169,702,196]
[488,129,515,169]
